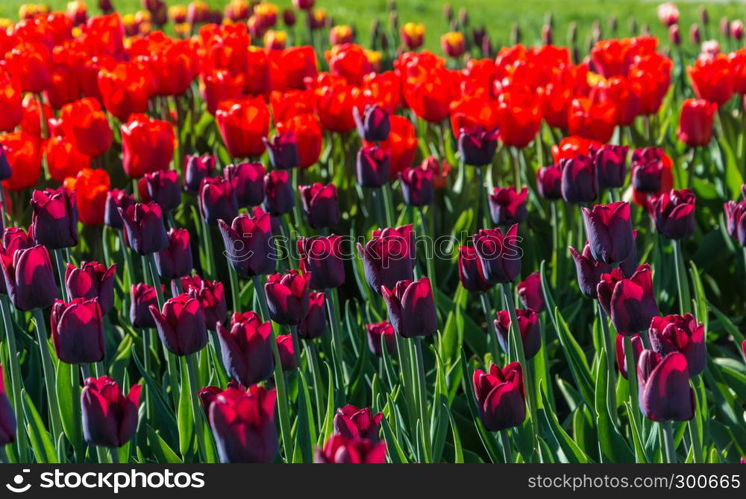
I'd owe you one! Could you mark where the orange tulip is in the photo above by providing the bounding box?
[0,132,42,191]
[45,135,92,182]
[63,168,111,226]
[121,114,175,178]
[216,97,271,159]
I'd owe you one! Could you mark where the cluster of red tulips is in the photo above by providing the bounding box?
[0,0,744,465]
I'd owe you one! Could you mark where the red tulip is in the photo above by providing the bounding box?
[0,132,42,192]
[315,434,386,463]
[381,277,438,338]
[51,298,105,364]
[265,270,311,326]
[568,97,617,144]
[63,168,111,226]
[59,98,113,157]
[637,351,695,422]
[65,261,116,315]
[81,377,141,448]
[97,60,155,122]
[277,114,323,169]
[44,136,91,183]
[121,114,175,178]
[216,311,275,386]
[496,89,542,148]
[677,98,716,147]
[472,362,526,432]
[216,98,270,159]
[687,54,734,106]
[597,265,660,336]
[149,293,209,356]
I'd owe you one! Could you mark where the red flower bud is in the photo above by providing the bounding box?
[130,283,158,329]
[298,291,326,340]
[357,225,415,294]
[488,186,528,226]
[121,114,175,179]
[155,228,193,280]
[637,351,695,421]
[51,298,105,364]
[494,308,541,359]
[472,362,526,431]
[264,132,299,170]
[597,265,660,336]
[277,334,297,371]
[457,245,493,293]
[648,189,696,240]
[400,167,434,207]
[381,277,438,338]
[218,209,276,278]
[581,201,635,264]
[536,164,563,200]
[216,311,274,386]
[138,170,181,212]
[315,434,386,463]
[119,202,168,255]
[298,236,345,289]
[724,199,746,246]
[592,144,628,190]
[517,271,545,312]
[569,242,612,298]
[560,155,598,204]
[199,176,238,225]
[209,385,278,463]
[334,405,383,440]
[353,104,391,142]
[458,126,498,167]
[183,154,216,194]
[299,183,340,229]
[65,262,116,315]
[356,145,390,188]
[1,244,58,311]
[265,270,311,325]
[30,188,79,249]
[81,376,141,448]
[263,170,295,216]
[677,98,716,148]
[105,189,135,230]
[472,224,521,284]
[149,293,208,356]
[366,320,397,356]
[649,314,705,376]
[216,98,270,159]
[179,275,227,331]
[224,162,265,207]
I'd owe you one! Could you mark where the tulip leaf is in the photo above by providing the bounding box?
[380,399,408,464]
[55,361,84,459]
[145,425,182,464]
[295,370,315,463]
[445,404,464,463]
[21,389,58,464]
[177,359,195,458]
[132,350,178,430]
[593,357,634,463]
[538,384,590,463]
[459,351,500,463]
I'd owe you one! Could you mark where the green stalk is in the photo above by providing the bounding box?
[31,308,63,439]
[185,354,208,461]
[597,302,618,425]
[672,239,691,315]
[326,288,347,385]
[413,337,431,462]
[304,341,324,429]
[381,183,395,227]
[53,249,69,302]
[662,421,676,463]
[0,296,29,461]
[252,275,292,462]
[118,231,135,288]
[475,166,491,229]
[480,292,501,364]
[501,283,539,461]
[417,207,437,292]
[500,430,513,463]
[109,448,119,464]
[624,336,642,432]
[199,216,215,279]
[227,262,241,313]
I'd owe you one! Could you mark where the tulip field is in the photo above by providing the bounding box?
[0,0,745,467]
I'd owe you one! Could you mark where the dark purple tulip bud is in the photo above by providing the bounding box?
[104,189,134,230]
[542,24,553,45]
[472,362,526,432]
[283,8,296,27]
[581,201,635,265]
[183,154,216,194]
[216,311,274,386]
[400,167,434,207]
[218,208,276,278]
[724,200,746,246]
[209,386,278,463]
[315,434,387,463]
[637,350,695,421]
[488,186,528,226]
[224,162,265,207]
[592,144,628,189]
[198,386,222,415]
[700,6,709,26]
[149,293,209,356]
[649,314,705,376]
[669,24,681,46]
[298,291,326,339]
[457,245,493,293]
[179,275,227,331]
[366,320,397,356]
[334,405,383,440]
[263,170,294,216]
[494,308,541,359]
[517,271,544,312]
[356,225,415,294]
[51,298,105,364]
[30,188,79,249]
[1,245,57,311]
[0,366,16,446]
[130,283,158,329]
[631,147,665,193]
[138,170,181,212]
[81,376,141,448]
[648,189,696,240]
[298,236,345,289]
[119,202,169,255]
[356,145,390,188]
[537,164,563,200]
[721,17,731,39]
[299,183,340,229]
[0,145,11,180]
[381,277,438,338]
[560,155,597,203]
[98,0,114,15]
[597,264,660,336]
[569,242,612,298]
[354,104,391,142]
[65,262,116,315]
[154,228,193,279]
[0,228,34,295]
[458,126,498,167]
[265,270,311,325]
[277,334,297,371]
[264,132,299,170]
[472,224,521,284]
[615,333,643,379]
[199,177,238,225]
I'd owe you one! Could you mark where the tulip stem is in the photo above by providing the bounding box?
[227,262,241,313]
[413,338,431,463]
[623,336,642,434]
[662,421,677,463]
[118,232,135,288]
[0,296,29,462]
[475,166,490,229]
[417,207,437,292]
[597,302,618,425]
[480,293,502,364]
[304,341,324,429]
[53,249,69,302]
[253,276,292,462]
[381,183,395,227]
[672,240,691,315]
[326,289,347,388]
[185,354,208,462]
[32,308,63,440]
[500,430,513,463]
[199,215,215,280]
[501,283,539,462]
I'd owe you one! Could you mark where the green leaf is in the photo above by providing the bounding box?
[22,390,58,463]
[56,361,84,459]
[539,384,590,463]
[145,425,182,463]
[177,359,194,458]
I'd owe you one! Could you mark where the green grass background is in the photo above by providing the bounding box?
[2,0,746,52]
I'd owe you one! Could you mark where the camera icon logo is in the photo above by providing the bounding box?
[5,469,31,494]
